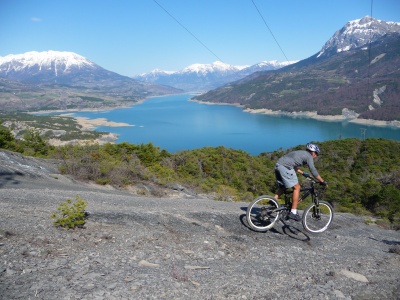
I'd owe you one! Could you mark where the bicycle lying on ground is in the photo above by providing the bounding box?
[246,177,333,234]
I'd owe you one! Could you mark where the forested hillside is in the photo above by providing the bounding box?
[193,33,400,121]
[1,121,399,227]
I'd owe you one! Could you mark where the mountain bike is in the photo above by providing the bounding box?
[246,177,333,234]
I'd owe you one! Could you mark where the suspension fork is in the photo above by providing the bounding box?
[311,193,322,218]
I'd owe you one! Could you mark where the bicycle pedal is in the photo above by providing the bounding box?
[280,213,289,221]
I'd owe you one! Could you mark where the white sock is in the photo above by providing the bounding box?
[291,209,297,214]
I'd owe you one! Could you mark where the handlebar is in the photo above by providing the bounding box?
[306,176,328,186]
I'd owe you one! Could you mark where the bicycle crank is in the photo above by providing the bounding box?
[260,207,270,221]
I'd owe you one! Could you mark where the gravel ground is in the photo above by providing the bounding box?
[0,150,399,300]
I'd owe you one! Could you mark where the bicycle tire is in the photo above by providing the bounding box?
[246,195,280,232]
[302,200,333,233]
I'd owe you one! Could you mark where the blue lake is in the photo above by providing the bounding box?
[69,93,399,155]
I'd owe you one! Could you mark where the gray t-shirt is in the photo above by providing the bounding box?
[277,150,319,178]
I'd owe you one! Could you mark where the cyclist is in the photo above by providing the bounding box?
[274,143,327,221]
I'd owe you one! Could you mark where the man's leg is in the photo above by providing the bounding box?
[287,183,302,221]
[289,183,301,221]
[291,183,301,211]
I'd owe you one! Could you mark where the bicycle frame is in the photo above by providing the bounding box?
[281,178,321,209]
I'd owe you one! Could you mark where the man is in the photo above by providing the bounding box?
[274,143,327,221]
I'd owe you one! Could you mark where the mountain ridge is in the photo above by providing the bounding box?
[0,50,96,75]
[133,60,296,91]
[318,16,400,58]
[193,17,400,122]
[0,51,181,112]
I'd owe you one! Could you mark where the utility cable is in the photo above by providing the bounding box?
[251,0,290,63]
[367,0,373,98]
[361,0,373,140]
[152,0,223,62]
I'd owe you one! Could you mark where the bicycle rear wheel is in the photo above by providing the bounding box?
[302,200,333,233]
[246,196,280,232]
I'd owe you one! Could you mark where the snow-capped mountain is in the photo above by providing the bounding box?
[318,16,400,58]
[0,51,180,107]
[136,61,243,80]
[236,60,295,77]
[180,61,244,75]
[0,51,98,81]
[133,60,295,91]
[137,68,175,81]
[0,50,179,92]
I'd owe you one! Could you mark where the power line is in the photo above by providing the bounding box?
[364,0,371,143]
[251,0,290,63]
[370,0,374,18]
[367,0,373,100]
[152,0,223,62]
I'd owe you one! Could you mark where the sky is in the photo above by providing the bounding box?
[1,0,399,76]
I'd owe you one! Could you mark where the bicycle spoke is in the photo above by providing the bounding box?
[246,196,280,231]
[302,201,333,233]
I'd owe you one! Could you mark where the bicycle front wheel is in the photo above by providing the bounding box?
[246,196,280,232]
[302,200,333,233]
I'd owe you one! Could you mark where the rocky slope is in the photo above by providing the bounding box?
[0,150,399,299]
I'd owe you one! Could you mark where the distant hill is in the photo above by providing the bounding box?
[193,17,400,122]
[0,51,181,111]
[133,60,296,92]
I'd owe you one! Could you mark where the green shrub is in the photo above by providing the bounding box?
[23,129,51,156]
[51,195,88,229]
[214,184,239,201]
[0,124,15,149]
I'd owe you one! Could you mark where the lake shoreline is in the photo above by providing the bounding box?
[32,94,400,130]
[190,99,400,129]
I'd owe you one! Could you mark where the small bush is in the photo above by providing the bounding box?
[214,184,238,201]
[51,195,88,229]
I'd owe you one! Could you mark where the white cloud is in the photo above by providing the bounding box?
[31,17,42,22]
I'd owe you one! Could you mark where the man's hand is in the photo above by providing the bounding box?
[302,172,310,178]
[320,181,328,186]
